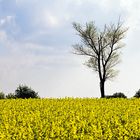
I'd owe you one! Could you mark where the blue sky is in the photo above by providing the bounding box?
[0,0,140,98]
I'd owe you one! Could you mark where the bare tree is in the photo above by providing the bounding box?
[72,21,128,98]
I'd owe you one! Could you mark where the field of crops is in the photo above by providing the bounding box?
[0,98,140,139]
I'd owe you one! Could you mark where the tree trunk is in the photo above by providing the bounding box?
[100,80,105,98]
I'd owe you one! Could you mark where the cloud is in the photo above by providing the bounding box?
[0,15,14,25]
[0,30,7,41]
[0,0,126,45]
[42,10,60,28]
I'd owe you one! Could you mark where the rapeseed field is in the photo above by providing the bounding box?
[0,98,140,139]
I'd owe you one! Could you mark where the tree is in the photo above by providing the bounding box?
[0,92,5,99]
[134,89,140,98]
[73,20,127,98]
[6,93,16,99]
[15,85,39,99]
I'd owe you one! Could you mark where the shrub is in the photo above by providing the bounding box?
[105,95,114,99]
[0,92,5,99]
[106,92,127,98]
[6,93,16,99]
[15,85,39,99]
[134,89,140,98]
[112,92,127,98]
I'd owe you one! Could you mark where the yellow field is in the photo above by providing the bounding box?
[0,98,140,139]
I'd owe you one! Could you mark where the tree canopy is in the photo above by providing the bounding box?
[15,85,39,99]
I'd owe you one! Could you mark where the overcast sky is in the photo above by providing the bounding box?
[0,0,139,98]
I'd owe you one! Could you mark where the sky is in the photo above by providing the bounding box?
[0,0,140,98]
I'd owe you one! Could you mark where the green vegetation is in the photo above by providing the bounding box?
[0,85,39,99]
[134,89,140,98]
[6,93,16,99]
[0,92,5,99]
[106,92,127,98]
[15,85,39,99]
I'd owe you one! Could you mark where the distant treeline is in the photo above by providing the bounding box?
[1,85,140,99]
[105,90,140,98]
[0,85,39,99]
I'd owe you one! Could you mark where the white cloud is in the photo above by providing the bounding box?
[0,30,7,42]
[42,11,59,28]
[47,14,59,27]
[0,16,15,26]
[120,0,140,28]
